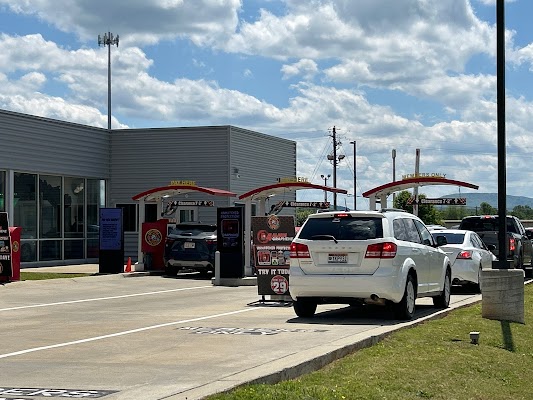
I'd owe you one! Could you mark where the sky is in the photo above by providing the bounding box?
[1,0,532,210]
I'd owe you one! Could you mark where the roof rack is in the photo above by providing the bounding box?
[379,208,406,213]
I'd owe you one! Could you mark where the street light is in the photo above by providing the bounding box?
[98,32,119,130]
[320,174,331,202]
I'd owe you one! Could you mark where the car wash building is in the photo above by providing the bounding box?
[0,108,297,267]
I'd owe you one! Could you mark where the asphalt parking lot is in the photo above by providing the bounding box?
[0,271,483,400]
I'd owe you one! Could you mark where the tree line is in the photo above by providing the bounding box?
[295,190,533,226]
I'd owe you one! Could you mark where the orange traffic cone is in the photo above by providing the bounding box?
[125,257,132,273]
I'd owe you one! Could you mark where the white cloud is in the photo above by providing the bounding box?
[281,59,318,80]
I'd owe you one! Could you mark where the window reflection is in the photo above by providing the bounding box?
[40,175,61,238]
[64,177,85,239]
[14,173,37,239]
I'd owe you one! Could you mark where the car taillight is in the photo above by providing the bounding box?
[206,239,217,246]
[509,238,516,252]
[457,250,472,259]
[365,242,397,258]
[290,242,310,258]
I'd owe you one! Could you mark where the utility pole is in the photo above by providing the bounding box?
[98,32,119,130]
[327,126,345,210]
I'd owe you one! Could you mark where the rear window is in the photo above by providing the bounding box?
[171,224,216,236]
[298,216,383,240]
[432,232,465,244]
[460,218,497,231]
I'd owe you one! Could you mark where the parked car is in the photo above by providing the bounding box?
[431,229,496,292]
[164,223,217,276]
[289,209,451,320]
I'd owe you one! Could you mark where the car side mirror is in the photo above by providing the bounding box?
[435,235,448,246]
[487,244,496,251]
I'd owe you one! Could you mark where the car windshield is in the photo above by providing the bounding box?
[461,218,498,232]
[432,232,465,244]
[170,224,216,236]
[298,216,383,240]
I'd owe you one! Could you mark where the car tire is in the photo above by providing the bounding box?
[165,264,177,276]
[393,274,416,320]
[293,298,317,318]
[433,268,451,308]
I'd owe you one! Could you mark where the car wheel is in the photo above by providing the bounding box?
[293,298,317,318]
[433,268,451,308]
[165,264,177,276]
[393,274,416,320]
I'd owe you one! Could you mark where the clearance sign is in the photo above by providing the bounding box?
[251,215,295,296]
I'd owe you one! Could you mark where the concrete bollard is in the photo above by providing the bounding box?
[481,269,524,324]
[213,251,221,286]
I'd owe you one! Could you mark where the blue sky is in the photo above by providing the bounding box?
[0,0,532,209]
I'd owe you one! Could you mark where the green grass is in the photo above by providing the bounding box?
[207,284,533,400]
[19,272,93,280]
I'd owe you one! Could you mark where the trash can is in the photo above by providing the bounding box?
[144,252,153,270]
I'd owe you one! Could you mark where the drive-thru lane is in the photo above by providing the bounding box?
[0,274,482,400]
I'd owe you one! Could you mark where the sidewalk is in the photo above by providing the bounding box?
[22,264,116,274]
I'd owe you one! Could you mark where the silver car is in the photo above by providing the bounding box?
[431,229,496,292]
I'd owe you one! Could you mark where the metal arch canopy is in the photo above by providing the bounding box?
[239,182,348,200]
[132,185,237,202]
[362,177,479,199]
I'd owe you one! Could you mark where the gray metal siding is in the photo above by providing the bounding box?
[229,126,297,205]
[110,126,231,205]
[0,109,110,178]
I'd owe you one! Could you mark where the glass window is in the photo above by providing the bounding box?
[414,220,434,246]
[65,239,84,259]
[0,171,5,212]
[87,179,105,237]
[117,204,137,232]
[21,241,37,262]
[179,209,196,223]
[64,177,85,238]
[40,175,62,239]
[403,218,422,243]
[14,172,37,239]
[145,204,158,222]
[40,240,62,261]
[393,219,409,241]
[298,216,383,240]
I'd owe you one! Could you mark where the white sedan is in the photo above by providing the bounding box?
[431,229,496,292]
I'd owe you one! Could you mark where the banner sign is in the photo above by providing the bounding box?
[0,212,12,277]
[407,197,466,206]
[252,215,295,296]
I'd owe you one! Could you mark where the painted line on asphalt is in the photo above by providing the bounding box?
[0,307,260,359]
[0,285,212,312]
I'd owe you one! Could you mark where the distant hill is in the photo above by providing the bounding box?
[442,193,533,209]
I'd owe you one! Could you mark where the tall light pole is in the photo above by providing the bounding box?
[98,32,119,130]
[350,140,356,210]
[320,174,331,202]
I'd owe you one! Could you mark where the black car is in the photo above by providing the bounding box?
[164,223,217,276]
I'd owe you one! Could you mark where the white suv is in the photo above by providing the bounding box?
[289,209,451,319]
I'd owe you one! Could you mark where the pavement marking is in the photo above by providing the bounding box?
[0,285,212,312]
[0,307,261,359]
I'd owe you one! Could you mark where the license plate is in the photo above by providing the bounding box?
[328,253,347,263]
[184,242,195,249]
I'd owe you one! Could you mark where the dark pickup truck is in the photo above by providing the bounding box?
[459,215,533,277]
